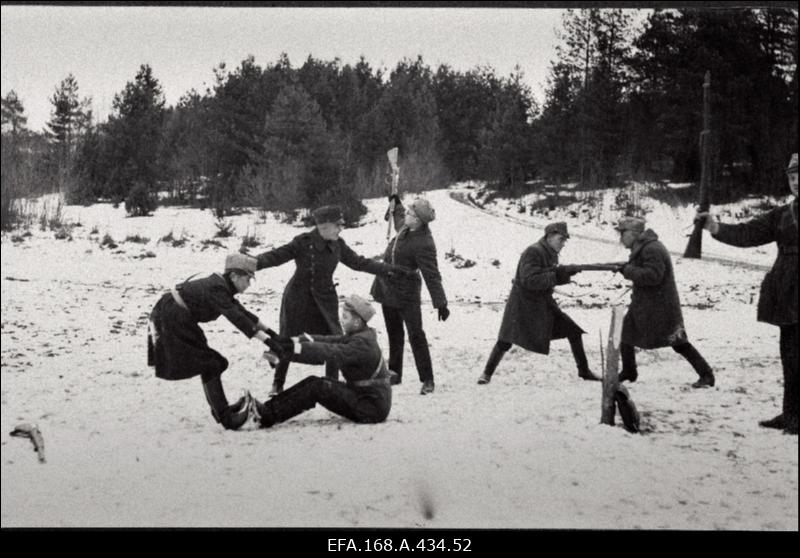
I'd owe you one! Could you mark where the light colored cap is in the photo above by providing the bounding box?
[225,253,257,277]
[614,216,646,233]
[343,294,376,323]
[408,197,436,224]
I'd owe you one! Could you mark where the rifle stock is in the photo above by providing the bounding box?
[684,71,712,259]
[386,147,399,239]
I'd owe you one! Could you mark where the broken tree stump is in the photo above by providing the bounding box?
[601,305,625,425]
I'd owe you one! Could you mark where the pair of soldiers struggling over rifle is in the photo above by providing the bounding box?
[478,219,715,390]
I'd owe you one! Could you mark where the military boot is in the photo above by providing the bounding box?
[478,344,506,385]
[202,375,249,430]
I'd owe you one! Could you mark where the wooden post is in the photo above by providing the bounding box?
[601,305,625,425]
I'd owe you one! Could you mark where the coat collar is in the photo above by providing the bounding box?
[310,228,335,252]
[537,236,557,259]
[629,229,659,260]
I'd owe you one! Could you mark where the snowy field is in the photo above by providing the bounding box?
[1,185,797,529]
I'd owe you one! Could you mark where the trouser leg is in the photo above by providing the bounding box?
[383,305,406,380]
[402,304,433,383]
[619,342,638,382]
[257,376,361,427]
[483,341,511,378]
[271,358,290,394]
[780,325,798,434]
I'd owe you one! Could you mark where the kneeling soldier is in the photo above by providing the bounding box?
[148,253,278,430]
[250,295,392,427]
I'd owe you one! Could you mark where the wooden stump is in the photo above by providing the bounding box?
[601,305,625,425]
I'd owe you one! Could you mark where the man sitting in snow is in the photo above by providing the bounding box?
[477,222,601,385]
[614,216,716,389]
[249,295,393,428]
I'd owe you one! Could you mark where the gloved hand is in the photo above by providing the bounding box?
[437,306,450,322]
[695,211,719,234]
[264,336,295,359]
[264,327,279,338]
[388,194,401,205]
[555,265,580,283]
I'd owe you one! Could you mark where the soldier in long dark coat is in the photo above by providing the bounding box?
[370,196,448,395]
[615,217,716,388]
[254,205,412,396]
[478,222,601,385]
[697,153,798,434]
[250,295,392,427]
[147,253,276,430]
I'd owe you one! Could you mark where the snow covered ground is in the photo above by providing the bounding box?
[1,185,797,529]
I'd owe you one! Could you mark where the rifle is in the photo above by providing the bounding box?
[684,71,712,259]
[568,263,627,272]
[386,147,399,239]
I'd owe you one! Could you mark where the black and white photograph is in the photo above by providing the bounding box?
[1,2,797,531]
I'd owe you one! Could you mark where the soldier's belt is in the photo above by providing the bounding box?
[170,288,190,312]
[350,378,391,388]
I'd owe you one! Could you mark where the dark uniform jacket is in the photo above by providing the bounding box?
[148,273,259,381]
[370,202,447,309]
[713,200,798,326]
[255,229,395,336]
[498,237,583,354]
[620,229,686,349]
[293,327,392,423]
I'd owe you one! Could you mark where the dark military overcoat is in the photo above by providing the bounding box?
[713,200,798,326]
[256,229,395,337]
[148,273,259,380]
[620,229,686,349]
[497,237,583,354]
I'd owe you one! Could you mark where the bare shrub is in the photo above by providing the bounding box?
[125,234,150,244]
[100,233,118,248]
[240,226,260,249]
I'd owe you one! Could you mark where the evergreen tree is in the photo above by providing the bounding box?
[46,74,92,160]
[105,64,165,213]
[1,90,28,137]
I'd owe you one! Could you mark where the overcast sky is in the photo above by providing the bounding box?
[1,5,648,132]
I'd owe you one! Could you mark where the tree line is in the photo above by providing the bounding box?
[2,7,797,230]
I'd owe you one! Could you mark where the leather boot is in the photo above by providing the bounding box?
[202,375,249,430]
[569,334,600,381]
[674,343,715,388]
[759,414,785,430]
[478,344,506,385]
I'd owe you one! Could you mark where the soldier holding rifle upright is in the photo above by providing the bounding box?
[478,222,602,385]
[696,153,798,435]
